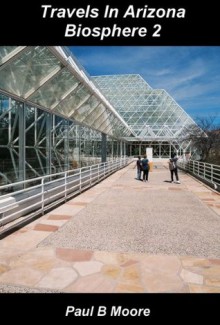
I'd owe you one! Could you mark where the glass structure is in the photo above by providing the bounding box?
[0,46,199,185]
[93,74,199,157]
[0,46,132,184]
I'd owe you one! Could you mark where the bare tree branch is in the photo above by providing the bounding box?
[178,116,220,163]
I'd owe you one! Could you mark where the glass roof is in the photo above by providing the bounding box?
[0,46,133,139]
[93,74,198,140]
[0,47,200,142]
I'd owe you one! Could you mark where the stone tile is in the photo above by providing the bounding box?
[205,278,220,287]
[209,206,220,215]
[0,267,43,286]
[180,269,203,284]
[47,215,71,220]
[168,187,182,191]
[189,284,220,293]
[0,264,9,274]
[142,272,185,293]
[211,192,220,197]
[209,259,220,265]
[73,195,99,202]
[50,205,83,215]
[67,201,87,206]
[21,218,47,230]
[34,224,59,232]
[121,259,138,267]
[36,267,78,290]
[56,248,93,262]
[9,250,61,272]
[64,273,115,293]
[0,231,50,250]
[203,266,220,279]
[120,265,141,285]
[181,266,208,275]
[94,251,119,265]
[196,192,213,197]
[102,265,121,279]
[117,254,136,265]
[177,285,190,293]
[22,247,56,259]
[0,247,25,261]
[74,261,103,276]
[201,198,215,201]
[114,282,144,293]
[16,228,28,234]
[181,256,212,268]
[141,255,181,275]
[36,220,67,227]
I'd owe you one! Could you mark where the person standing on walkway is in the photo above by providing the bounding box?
[169,153,180,184]
[136,156,142,180]
[142,155,149,182]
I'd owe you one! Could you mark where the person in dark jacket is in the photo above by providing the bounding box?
[169,153,180,183]
[142,155,149,182]
[136,156,142,180]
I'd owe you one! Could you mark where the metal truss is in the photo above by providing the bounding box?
[93,74,199,141]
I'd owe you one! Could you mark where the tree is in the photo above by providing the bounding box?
[179,116,220,163]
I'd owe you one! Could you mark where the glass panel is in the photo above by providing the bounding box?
[74,94,100,122]
[84,103,105,126]
[26,106,47,177]
[92,110,109,131]
[0,47,62,97]
[29,69,79,108]
[93,74,199,139]
[0,46,18,64]
[54,84,89,117]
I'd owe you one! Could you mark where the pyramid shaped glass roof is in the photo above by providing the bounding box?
[93,74,198,141]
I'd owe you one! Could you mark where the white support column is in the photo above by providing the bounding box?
[19,103,26,182]
[46,113,52,175]
[139,144,141,156]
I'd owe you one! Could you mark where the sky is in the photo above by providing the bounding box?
[69,46,220,125]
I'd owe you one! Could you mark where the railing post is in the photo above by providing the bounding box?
[64,172,67,201]
[90,166,92,186]
[41,178,45,214]
[79,168,82,193]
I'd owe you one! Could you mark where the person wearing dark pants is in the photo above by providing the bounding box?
[169,153,180,184]
[142,155,149,182]
[136,156,142,180]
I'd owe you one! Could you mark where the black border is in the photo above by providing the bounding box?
[1,293,219,323]
[1,0,219,45]
[0,0,219,322]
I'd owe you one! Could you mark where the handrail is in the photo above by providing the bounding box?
[0,158,132,234]
[178,159,220,191]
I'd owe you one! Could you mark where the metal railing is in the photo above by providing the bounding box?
[178,160,220,191]
[0,158,132,234]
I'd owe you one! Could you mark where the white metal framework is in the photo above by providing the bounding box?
[0,46,133,138]
[93,74,200,157]
[93,74,198,141]
[0,46,202,185]
[0,46,132,184]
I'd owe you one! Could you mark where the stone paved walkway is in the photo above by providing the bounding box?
[0,162,220,293]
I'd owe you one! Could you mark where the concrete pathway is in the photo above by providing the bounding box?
[0,162,220,293]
